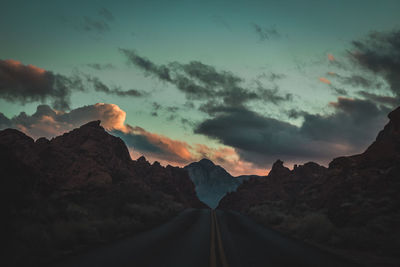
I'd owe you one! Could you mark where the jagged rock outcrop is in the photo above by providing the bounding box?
[1,120,206,266]
[218,107,400,266]
[184,159,256,208]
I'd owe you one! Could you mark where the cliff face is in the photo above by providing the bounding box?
[184,159,253,208]
[218,107,400,266]
[1,120,205,266]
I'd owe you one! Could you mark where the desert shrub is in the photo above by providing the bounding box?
[248,205,285,226]
[337,227,376,250]
[13,224,54,266]
[295,213,335,243]
[51,222,79,249]
[93,218,119,240]
[123,203,163,222]
[66,203,89,220]
[51,221,100,249]
[17,223,52,248]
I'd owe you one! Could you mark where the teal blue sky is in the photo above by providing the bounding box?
[1,0,399,174]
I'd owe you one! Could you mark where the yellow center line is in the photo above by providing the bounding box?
[209,210,229,267]
[214,211,229,267]
[210,210,217,267]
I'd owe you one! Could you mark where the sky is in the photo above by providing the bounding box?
[1,0,400,175]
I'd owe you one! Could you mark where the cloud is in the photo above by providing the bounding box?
[86,63,115,70]
[195,97,390,168]
[0,103,129,138]
[211,15,231,31]
[0,59,144,109]
[0,103,263,175]
[329,86,348,96]
[98,7,114,21]
[350,30,400,96]
[81,16,110,34]
[357,91,399,107]
[85,76,144,97]
[113,126,194,164]
[327,72,376,88]
[119,49,172,82]
[75,8,115,35]
[119,49,291,109]
[257,72,286,82]
[319,77,331,84]
[252,23,280,41]
[0,59,83,109]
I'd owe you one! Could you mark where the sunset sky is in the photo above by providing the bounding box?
[1,0,399,175]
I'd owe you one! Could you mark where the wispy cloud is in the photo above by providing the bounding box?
[252,23,280,41]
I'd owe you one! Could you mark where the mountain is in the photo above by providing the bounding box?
[1,120,206,266]
[184,159,261,208]
[218,107,400,266]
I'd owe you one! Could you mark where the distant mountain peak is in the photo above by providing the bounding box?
[184,158,256,208]
[80,120,102,129]
[198,158,215,166]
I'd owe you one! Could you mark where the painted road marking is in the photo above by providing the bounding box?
[210,210,229,267]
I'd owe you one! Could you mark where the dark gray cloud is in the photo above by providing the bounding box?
[327,72,377,89]
[86,63,115,70]
[0,59,83,110]
[119,49,291,110]
[350,30,400,96]
[81,16,110,34]
[252,23,280,41]
[300,98,389,146]
[98,7,114,21]
[357,91,399,107]
[75,8,115,35]
[0,59,143,110]
[257,72,286,82]
[211,15,231,31]
[119,49,172,81]
[151,102,161,116]
[329,85,348,96]
[195,97,390,167]
[149,102,180,119]
[86,76,144,97]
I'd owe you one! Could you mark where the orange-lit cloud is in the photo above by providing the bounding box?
[4,59,46,75]
[319,77,331,84]
[0,59,77,109]
[128,126,194,163]
[1,102,269,176]
[92,103,128,132]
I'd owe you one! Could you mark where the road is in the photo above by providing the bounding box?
[53,209,358,267]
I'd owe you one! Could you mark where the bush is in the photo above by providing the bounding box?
[248,205,285,226]
[51,221,100,249]
[295,213,335,243]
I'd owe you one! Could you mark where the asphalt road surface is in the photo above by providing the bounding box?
[53,209,358,267]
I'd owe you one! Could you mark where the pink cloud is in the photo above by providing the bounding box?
[319,77,331,84]
[2,103,267,175]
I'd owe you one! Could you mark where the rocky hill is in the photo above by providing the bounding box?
[184,159,256,208]
[1,120,206,266]
[218,107,400,266]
